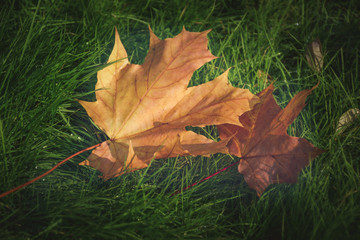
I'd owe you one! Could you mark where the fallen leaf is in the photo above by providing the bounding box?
[336,108,360,134]
[217,84,325,196]
[78,27,259,179]
[256,69,273,84]
[306,38,324,72]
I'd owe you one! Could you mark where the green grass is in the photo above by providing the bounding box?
[1,0,359,239]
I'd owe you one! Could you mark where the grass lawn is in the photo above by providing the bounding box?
[1,0,359,239]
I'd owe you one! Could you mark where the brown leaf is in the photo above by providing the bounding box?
[256,69,273,84]
[78,27,259,179]
[218,84,325,196]
[306,39,324,72]
[336,108,360,134]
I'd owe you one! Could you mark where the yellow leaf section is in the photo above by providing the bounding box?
[79,27,217,140]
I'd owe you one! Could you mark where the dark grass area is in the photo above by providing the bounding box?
[1,0,359,239]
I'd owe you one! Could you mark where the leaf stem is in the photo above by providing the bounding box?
[0,143,101,199]
[170,158,241,197]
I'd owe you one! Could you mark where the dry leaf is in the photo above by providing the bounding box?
[78,27,259,179]
[336,108,360,134]
[217,84,325,196]
[306,38,324,72]
[256,69,273,84]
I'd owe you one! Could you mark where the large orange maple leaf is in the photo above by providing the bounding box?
[78,27,259,180]
[217,84,325,196]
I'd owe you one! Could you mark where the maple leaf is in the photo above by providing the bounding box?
[78,27,259,180]
[217,84,325,196]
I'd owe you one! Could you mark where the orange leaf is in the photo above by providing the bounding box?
[78,27,259,179]
[218,84,325,196]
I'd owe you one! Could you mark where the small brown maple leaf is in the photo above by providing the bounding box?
[217,84,325,196]
[78,27,259,179]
